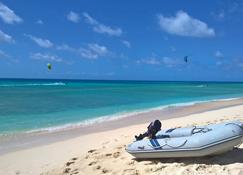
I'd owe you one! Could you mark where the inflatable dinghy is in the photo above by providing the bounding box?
[126,121,243,159]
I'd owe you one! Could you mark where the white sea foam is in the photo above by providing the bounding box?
[212,97,241,101]
[26,96,242,134]
[196,85,206,87]
[0,82,66,87]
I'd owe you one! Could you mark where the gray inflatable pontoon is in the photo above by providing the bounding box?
[126,121,243,159]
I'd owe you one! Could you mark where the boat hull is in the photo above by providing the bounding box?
[127,136,242,159]
[126,121,243,159]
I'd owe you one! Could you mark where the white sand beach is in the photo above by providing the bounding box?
[0,100,243,175]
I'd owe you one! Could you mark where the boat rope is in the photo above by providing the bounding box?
[148,140,188,149]
[191,126,211,134]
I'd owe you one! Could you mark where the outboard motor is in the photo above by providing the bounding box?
[135,120,162,141]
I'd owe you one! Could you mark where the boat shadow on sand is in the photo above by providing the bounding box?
[135,148,243,165]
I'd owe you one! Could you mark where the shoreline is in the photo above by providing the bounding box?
[0,100,242,174]
[1,97,241,136]
[1,97,243,155]
[25,97,243,134]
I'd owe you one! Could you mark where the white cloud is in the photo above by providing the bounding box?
[25,34,53,48]
[0,29,14,43]
[0,49,19,63]
[56,44,76,52]
[36,19,43,25]
[222,58,243,70]
[83,12,97,25]
[31,53,62,62]
[137,57,161,65]
[83,12,122,36]
[93,24,122,36]
[212,2,243,22]
[216,56,243,71]
[228,2,240,13]
[162,57,183,67]
[215,50,224,58]
[56,43,109,59]
[88,43,108,55]
[0,2,22,24]
[121,40,131,48]
[158,11,215,37]
[79,43,109,59]
[67,11,80,23]
[218,11,225,19]
[211,10,225,21]
[0,49,10,58]
[79,48,98,59]
[137,55,184,68]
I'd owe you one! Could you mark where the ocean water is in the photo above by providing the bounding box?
[1,79,243,134]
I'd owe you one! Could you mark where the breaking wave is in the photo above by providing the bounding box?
[0,82,66,87]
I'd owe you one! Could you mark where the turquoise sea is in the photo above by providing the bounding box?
[1,79,243,134]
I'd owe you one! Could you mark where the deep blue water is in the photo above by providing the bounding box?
[1,79,243,134]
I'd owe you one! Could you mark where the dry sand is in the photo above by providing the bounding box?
[0,102,243,175]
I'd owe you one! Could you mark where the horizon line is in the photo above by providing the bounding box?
[0,77,243,83]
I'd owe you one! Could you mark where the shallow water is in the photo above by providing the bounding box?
[1,79,243,134]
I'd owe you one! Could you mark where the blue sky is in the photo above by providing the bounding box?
[0,0,243,81]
